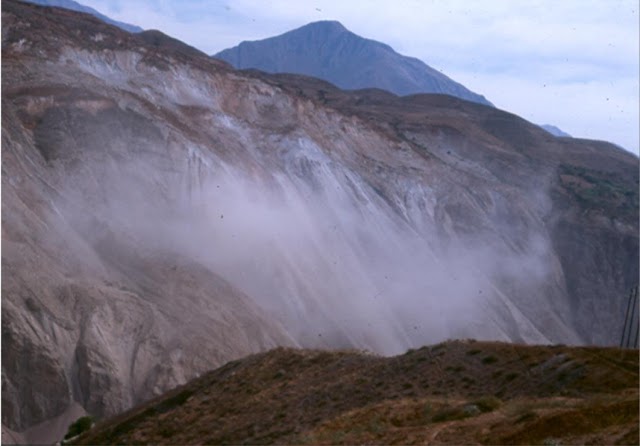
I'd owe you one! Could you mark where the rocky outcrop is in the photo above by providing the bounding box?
[2,0,638,441]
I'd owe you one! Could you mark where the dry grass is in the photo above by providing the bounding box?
[73,340,639,445]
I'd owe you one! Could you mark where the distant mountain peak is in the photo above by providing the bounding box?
[540,124,572,138]
[302,20,348,33]
[305,20,347,29]
[214,21,492,106]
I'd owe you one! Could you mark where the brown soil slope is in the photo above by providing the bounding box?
[74,341,639,445]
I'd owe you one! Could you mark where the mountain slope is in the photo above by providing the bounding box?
[73,341,639,445]
[541,124,572,138]
[21,0,142,32]
[1,0,638,442]
[214,21,492,106]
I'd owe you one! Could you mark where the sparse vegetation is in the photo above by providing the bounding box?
[71,341,639,445]
[558,164,639,218]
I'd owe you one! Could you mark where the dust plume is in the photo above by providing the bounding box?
[54,148,569,355]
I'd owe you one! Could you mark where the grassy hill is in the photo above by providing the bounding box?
[71,340,638,445]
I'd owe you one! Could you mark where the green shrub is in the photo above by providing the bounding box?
[64,415,93,439]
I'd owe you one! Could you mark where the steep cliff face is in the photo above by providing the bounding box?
[1,0,638,441]
[1,3,297,439]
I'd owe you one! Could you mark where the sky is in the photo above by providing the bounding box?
[80,0,639,154]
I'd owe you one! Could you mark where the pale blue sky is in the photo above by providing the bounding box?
[81,0,639,154]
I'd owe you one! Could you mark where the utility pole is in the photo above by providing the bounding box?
[620,286,639,349]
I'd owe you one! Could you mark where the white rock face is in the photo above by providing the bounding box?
[2,1,638,441]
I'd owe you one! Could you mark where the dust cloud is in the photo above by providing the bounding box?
[56,147,562,355]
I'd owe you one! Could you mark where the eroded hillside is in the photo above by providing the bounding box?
[1,0,638,441]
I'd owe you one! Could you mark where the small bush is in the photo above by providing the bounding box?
[505,372,519,382]
[516,411,537,423]
[156,389,194,413]
[473,396,502,413]
[432,407,469,422]
[64,416,93,440]
[482,356,498,364]
[463,404,481,416]
[159,425,177,438]
[366,419,385,434]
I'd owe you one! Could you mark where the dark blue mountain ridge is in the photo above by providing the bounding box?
[21,0,143,33]
[214,20,493,107]
[541,124,572,138]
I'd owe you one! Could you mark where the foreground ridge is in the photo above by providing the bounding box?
[74,341,639,445]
